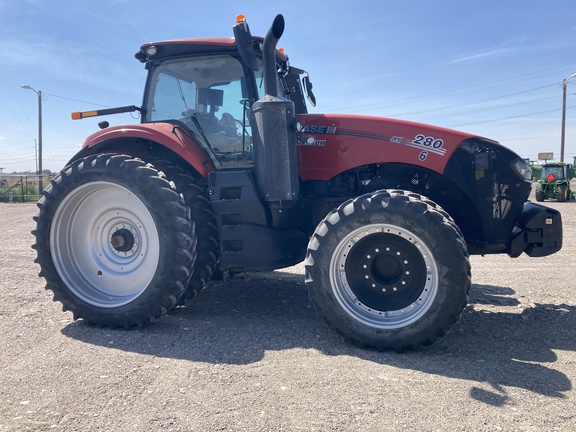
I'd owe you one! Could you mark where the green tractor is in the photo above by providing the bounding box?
[534,158,576,202]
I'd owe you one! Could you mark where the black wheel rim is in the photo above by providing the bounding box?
[345,233,427,311]
[329,224,438,329]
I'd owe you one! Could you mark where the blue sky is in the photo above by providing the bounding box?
[1,0,575,173]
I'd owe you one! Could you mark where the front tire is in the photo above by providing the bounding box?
[32,154,196,328]
[305,190,471,351]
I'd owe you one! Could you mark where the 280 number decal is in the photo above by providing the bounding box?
[413,134,444,149]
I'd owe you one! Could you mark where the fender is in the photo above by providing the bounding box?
[76,122,215,177]
[296,113,494,181]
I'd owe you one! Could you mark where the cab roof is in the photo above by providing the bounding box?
[135,37,264,63]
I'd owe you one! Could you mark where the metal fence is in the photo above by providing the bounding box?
[0,174,50,203]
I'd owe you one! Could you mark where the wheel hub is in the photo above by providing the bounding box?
[110,228,136,253]
[344,232,427,311]
[108,225,139,257]
[371,253,402,284]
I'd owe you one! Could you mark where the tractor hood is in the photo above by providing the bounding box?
[296,113,495,181]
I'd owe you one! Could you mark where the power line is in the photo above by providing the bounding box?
[328,63,576,113]
[0,70,37,142]
[45,93,110,108]
[383,84,557,118]
[451,104,576,128]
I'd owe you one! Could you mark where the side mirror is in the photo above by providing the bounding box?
[302,75,316,107]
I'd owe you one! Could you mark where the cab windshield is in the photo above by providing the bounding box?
[144,55,255,163]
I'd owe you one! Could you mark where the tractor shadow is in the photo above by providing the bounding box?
[61,271,575,404]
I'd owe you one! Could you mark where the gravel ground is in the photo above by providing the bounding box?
[0,192,575,431]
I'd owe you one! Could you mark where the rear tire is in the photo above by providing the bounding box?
[556,184,567,202]
[534,183,544,202]
[305,190,471,351]
[32,154,196,328]
[145,159,219,305]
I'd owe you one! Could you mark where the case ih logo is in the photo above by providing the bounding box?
[298,124,335,146]
[301,125,337,134]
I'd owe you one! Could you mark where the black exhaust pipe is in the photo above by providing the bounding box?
[262,14,285,97]
[250,14,299,204]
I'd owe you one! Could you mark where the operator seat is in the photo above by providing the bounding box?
[219,112,237,137]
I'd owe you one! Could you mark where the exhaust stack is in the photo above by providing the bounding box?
[262,14,284,97]
[251,14,299,203]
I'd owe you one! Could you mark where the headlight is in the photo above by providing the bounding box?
[511,158,533,181]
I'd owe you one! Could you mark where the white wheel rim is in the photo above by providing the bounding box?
[50,182,160,308]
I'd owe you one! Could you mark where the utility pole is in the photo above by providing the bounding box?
[21,85,43,192]
[560,73,576,163]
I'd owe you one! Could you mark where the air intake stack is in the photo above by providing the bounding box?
[251,14,299,202]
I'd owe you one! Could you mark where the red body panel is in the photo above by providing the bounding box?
[80,114,491,183]
[296,114,489,181]
[81,123,215,177]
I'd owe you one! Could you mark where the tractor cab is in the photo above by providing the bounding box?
[135,15,314,168]
[542,166,563,181]
[541,163,573,181]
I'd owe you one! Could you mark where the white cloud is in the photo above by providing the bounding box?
[448,34,531,65]
[448,48,515,64]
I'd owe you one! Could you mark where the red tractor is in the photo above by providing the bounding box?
[33,15,562,351]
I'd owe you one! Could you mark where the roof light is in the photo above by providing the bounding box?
[145,45,157,57]
[278,48,285,55]
[236,14,246,23]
